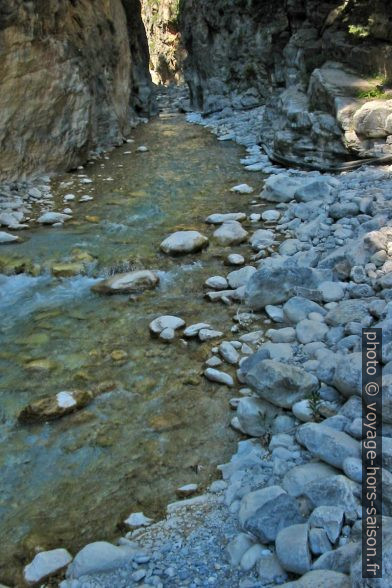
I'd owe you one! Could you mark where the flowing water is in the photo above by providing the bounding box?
[0,113,264,584]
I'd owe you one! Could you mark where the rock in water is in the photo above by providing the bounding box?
[160,231,209,254]
[204,368,234,387]
[230,183,254,194]
[66,542,129,579]
[37,212,72,224]
[149,315,185,334]
[0,231,20,244]
[92,270,159,294]
[24,548,73,585]
[213,221,248,245]
[18,390,93,423]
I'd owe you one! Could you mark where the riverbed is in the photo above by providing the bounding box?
[0,112,264,584]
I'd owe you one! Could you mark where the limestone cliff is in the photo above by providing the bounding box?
[141,0,185,84]
[0,0,154,180]
[180,0,392,168]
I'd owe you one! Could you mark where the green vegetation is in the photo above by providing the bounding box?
[306,390,322,421]
[357,76,392,100]
[348,24,370,38]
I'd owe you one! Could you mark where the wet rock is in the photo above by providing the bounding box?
[0,231,20,244]
[51,262,85,277]
[243,359,319,409]
[92,270,159,294]
[149,315,185,334]
[213,221,248,245]
[24,548,73,585]
[66,542,130,579]
[276,523,311,575]
[18,390,92,423]
[204,368,233,387]
[296,423,361,469]
[160,230,209,254]
[37,212,72,224]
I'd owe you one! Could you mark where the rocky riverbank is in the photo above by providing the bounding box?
[13,98,391,587]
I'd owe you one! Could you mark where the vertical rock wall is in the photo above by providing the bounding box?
[0,0,154,180]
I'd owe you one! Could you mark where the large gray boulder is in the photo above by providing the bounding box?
[239,486,285,528]
[303,475,360,511]
[296,423,361,469]
[244,492,304,543]
[313,542,360,574]
[24,549,72,585]
[309,505,345,543]
[243,359,319,409]
[282,462,339,498]
[213,221,248,245]
[260,174,306,203]
[236,397,273,437]
[66,542,130,579]
[332,352,362,397]
[246,257,329,310]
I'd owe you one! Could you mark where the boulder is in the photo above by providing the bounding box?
[92,270,159,294]
[276,524,311,575]
[160,231,209,254]
[261,174,306,203]
[246,257,328,310]
[296,423,361,469]
[249,229,275,250]
[227,266,256,289]
[282,462,339,498]
[24,549,72,585]
[325,299,371,326]
[66,542,129,579]
[309,527,332,555]
[226,533,254,567]
[353,100,392,139]
[244,492,304,543]
[230,184,254,194]
[281,570,350,587]
[303,475,359,511]
[219,341,240,365]
[296,319,328,344]
[313,542,360,574]
[294,180,332,203]
[213,221,248,245]
[239,485,286,527]
[283,296,326,323]
[205,276,228,290]
[332,352,362,397]
[243,359,319,409]
[236,397,270,437]
[124,512,153,528]
[18,390,92,423]
[183,323,211,337]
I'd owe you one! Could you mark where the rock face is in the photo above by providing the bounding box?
[0,0,154,180]
[180,0,392,167]
[141,0,185,84]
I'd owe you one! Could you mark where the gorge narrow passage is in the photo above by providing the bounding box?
[0,109,265,585]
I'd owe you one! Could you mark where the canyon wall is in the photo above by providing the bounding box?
[141,0,185,84]
[180,0,392,168]
[0,0,154,180]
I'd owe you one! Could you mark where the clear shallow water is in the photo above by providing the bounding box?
[0,114,264,584]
